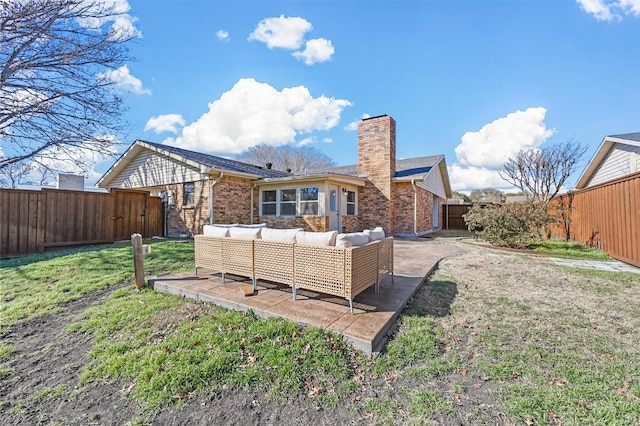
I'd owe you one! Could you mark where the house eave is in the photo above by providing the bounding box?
[96,140,267,188]
[258,173,367,187]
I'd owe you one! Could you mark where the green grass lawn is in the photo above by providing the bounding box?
[1,239,639,424]
[528,240,611,260]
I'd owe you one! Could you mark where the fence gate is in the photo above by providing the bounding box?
[112,189,164,241]
[443,204,472,230]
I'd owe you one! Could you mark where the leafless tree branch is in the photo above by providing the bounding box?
[0,0,134,173]
[499,139,587,207]
[236,144,336,173]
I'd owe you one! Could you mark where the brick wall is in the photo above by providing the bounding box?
[163,175,254,236]
[164,180,210,236]
[341,215,360,233]
[393,182,435,234]
[357,115,396,233]
[212,176,253,225]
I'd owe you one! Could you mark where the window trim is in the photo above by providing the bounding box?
[260,186,321,217]
[345,189,357,216]
[183,182,195,206]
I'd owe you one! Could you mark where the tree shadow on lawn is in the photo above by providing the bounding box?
[405,278,458,318]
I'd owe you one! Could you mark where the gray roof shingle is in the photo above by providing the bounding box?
[608,132,640,143]
[305,155,444,180]
[141,140,292,178]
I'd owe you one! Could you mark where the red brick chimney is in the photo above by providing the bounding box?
[357,115,396,233]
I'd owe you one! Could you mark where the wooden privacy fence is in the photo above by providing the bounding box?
[443,204,472,230]
[0,188,163,258]
[549,172,640,268]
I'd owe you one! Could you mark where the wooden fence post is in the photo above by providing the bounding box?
[131,233,145,289]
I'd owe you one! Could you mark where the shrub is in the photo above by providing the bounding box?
[464,202,549,248]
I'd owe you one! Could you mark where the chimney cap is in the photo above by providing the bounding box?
[361,114,389,121]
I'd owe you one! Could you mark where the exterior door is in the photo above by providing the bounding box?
[328,185,340,231]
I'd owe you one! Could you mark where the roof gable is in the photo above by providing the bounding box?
[576,133,640,189]
[97,140,291,188]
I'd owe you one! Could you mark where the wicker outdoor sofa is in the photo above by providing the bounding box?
[194,225,394,314]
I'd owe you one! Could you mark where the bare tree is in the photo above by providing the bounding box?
[500,140,587,207]
[0,161,34,188]
[236,144,336,173]
[0,0,136,173]
[450,191,471,203]
[469,188,505,204]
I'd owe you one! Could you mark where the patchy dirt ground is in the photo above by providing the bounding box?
[5,235,632,425]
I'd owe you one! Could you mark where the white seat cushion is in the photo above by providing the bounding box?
[236,223,267,228]
[261,228,303,243]
[229,227,262,240]
[295,230,338,246]
[203,225,230,237]
[336,232,370,248]
[364,227,385,241]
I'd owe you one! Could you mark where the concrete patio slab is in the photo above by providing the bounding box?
[150,238,466,356]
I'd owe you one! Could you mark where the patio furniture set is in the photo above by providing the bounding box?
[194,225,394,314]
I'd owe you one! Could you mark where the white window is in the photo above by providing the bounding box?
[280,189,297,216]
[345,190,356,215]
[300,187,319,215]
[183,182,195,206]
[261,190,277,216]
[260,186,320,216]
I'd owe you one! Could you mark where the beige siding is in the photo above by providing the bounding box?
[418,164,447,199]
[110,151,204,188]
[590,143,640,186]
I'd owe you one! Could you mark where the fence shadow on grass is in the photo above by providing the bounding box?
[404,279,458,318]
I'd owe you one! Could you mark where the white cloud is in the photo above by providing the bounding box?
[577,0,640,20]
[164,78,351,154]
[292,38,334,65]
[455,107,555,169]
[297,137,315,147]
[145,114,185,134]
[216,30,229,41]
[33,139,119,186]
[448,164,516,192]
[577,0,615,20]
[344,114,371,131]
[449,107,555,192]
[98,65,151,95]
[619,0,640,15]
[248,15,312,49]
[322,138,332,143]
[79,0,142,39]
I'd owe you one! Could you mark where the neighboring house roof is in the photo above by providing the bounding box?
[97,140,291,188]
[575,132,640,189]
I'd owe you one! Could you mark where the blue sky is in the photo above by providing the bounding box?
[91,0,640,192]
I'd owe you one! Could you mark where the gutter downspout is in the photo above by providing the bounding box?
[411,179,417,235]
[250,182,257,224]
[209,172,224,225]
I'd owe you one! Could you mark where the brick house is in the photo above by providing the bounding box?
[97,115,451,236]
